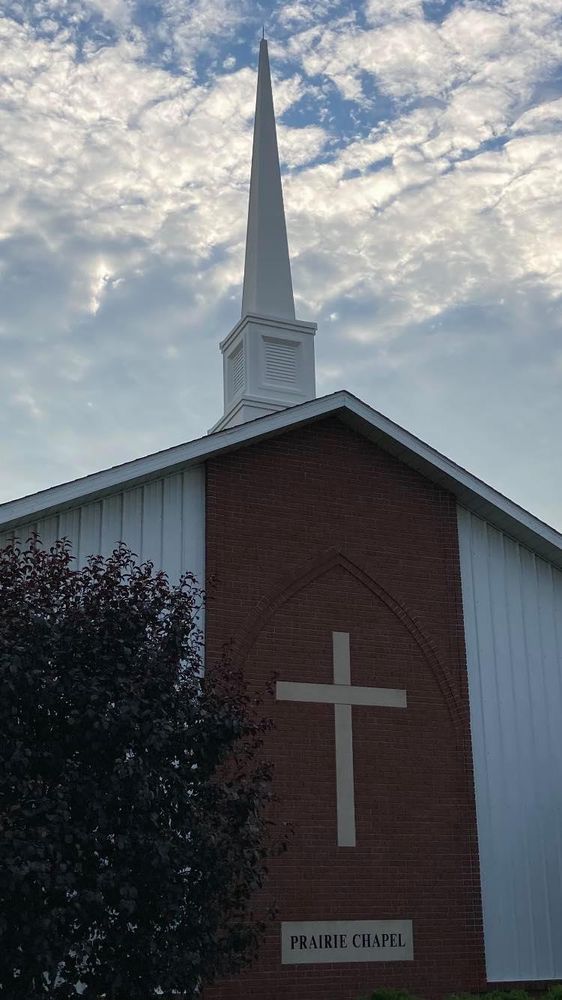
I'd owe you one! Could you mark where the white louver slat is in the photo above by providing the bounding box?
[229,344,245,396]
[264,338,297,384]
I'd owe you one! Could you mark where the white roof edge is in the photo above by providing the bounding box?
[2,390,562,570]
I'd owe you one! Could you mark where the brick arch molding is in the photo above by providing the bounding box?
[229,547,466,745]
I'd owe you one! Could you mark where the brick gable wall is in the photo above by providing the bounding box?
[204,416,486,1000]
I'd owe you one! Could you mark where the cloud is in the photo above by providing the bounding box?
[276,1,350,29]
[0,0,561,530]
[277,0,562,329]
[86,0,131,28]
[364,0,424,25]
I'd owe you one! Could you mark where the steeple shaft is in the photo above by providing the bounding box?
[241,39,295,321]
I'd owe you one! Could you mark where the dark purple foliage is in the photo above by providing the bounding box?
[0,538,273,999]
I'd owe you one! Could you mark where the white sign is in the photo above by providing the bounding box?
[281,919,414,965]
[276,632,407,846]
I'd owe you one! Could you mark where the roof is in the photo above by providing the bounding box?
[2,390,562,571]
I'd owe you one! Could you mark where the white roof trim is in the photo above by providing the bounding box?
[2,391,562,570]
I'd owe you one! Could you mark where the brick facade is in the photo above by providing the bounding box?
[204,416,486,1000]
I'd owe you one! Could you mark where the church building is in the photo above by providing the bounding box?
[1,39,562,1000]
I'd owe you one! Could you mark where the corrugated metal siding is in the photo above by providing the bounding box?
[458,506,562,981]
[0,466,205,588]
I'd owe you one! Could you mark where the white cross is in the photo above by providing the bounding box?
[276,631,407,848]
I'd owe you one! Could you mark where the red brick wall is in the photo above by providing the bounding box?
[204,416,486,1000]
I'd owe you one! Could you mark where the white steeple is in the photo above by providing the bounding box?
[241,38,295,321]
[212,37,317,433]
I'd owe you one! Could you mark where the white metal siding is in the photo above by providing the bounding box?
[0,466,205,588]
[458,506,562,981]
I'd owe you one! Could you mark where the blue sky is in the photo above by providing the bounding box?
[1,0,562,529]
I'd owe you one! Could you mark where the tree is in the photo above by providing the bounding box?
[0,537,274,999]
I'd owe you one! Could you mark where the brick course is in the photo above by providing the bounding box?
[204,416,486,1000]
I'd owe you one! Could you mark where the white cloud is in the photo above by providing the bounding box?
[512,96,562,135]
[86,0,131,28]
[365,0,424,25]
[0,1,561,529]
[151,0,249,67]
[277,1,350,28]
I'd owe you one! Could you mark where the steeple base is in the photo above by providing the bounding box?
[210,313,317,434]
[210,396,289,433]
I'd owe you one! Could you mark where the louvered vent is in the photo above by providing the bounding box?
[264,338,298,384]
[229,344,245,396]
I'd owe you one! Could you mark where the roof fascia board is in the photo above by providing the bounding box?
[0,394,349,531]
[337,406,562,570]
[1,391,562,571]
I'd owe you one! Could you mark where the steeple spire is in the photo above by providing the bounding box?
[241,38,295,321]
[210,37,317,434]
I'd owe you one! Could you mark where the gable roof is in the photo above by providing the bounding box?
[2,390,562,571]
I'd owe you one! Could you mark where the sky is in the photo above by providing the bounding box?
[1,0,561,530]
